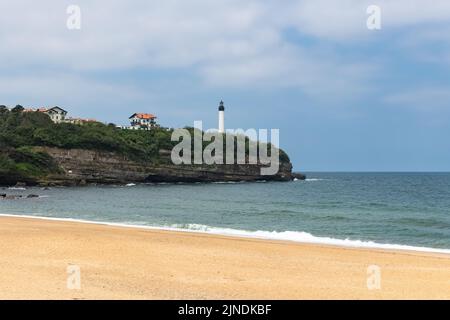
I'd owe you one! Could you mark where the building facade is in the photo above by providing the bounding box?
[41,107,68,123]
[23,106,97,125]
[129,113,157,130]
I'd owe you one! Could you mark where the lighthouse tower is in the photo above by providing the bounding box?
[218,100,225,133]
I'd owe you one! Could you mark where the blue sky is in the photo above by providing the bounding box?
[1,0,450,171]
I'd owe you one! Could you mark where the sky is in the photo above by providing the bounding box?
[1,0,450,171]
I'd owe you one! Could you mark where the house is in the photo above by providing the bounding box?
[41,107,68,123]
[8,105,101,125]
[21,106,68,123]
[65,117,98,125]
[129,113,157,130]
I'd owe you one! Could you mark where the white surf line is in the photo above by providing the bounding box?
[1,213,450,255]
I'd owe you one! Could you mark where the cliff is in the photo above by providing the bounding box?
[0,109,298,186]
[25,147,293,186]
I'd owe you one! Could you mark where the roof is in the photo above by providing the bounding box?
[218,100,225,111]
[47,106,67,114]
[129,113,157,120]
[35,106,67,114]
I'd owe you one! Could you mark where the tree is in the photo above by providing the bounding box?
[12,105,24,113]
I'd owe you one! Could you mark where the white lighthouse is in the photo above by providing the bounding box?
[218,100,225,133]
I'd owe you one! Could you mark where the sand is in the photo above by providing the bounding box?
[0,216,449,300]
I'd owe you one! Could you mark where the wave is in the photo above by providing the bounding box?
[1,213,449,254]
[167,223,450,254]
[304,178,326,182]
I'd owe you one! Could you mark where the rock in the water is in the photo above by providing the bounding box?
[292,172,306,180]
[27,194,39,198]
[5,195,22,199]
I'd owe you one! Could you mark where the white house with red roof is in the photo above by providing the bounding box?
[128,113,157,130]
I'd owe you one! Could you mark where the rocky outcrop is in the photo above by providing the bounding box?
[0,194,40,200]
[292,172,307,180]
[29,147,295,186]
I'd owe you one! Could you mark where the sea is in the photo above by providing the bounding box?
[1,172,450,253]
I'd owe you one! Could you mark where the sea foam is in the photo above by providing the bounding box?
[1,213,449,255]
[167,223,450,254]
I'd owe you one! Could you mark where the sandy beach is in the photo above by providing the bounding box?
[0,215,449,300]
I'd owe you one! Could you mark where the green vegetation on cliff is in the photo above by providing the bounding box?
[0,107,290,184]
[0,108,174,158]
[0,108,176,182]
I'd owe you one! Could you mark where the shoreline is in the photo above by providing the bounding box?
[1,215,450,299]
[1,213,450,256]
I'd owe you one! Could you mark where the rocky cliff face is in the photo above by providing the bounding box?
[32,147,294,186]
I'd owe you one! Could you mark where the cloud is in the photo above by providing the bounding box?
[384,87,450,110]
[0,0,450,104]
[286,0,450,40]
[395,24,450,67]
[200,43,375,98]
[0,73,145,112]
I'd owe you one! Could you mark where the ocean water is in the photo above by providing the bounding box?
[1,173,450,253]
